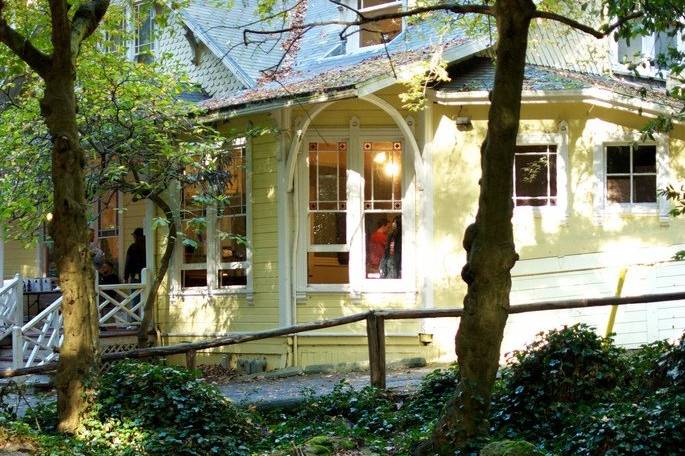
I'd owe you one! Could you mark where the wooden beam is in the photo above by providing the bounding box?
[4,290,685,379]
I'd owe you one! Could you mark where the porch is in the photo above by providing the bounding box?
[0,269,151,372]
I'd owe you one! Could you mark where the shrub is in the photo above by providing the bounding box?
[645,334,685,392]
[98,361,260,455]
[491,324,624,439]
[555,391,685,455]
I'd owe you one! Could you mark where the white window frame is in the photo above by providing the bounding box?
[129,1,156,63]
[592,130,670,221]
[172,139,253,298]
[346,0,405,53]
[513,122,569,221]
[610,28,684,79]
[296,126,416,296]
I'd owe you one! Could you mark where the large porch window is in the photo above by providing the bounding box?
[178,140,250,291]
[307,141,349,284]
[301,132,410,292]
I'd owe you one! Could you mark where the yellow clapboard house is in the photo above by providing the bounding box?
[2,0,685,370]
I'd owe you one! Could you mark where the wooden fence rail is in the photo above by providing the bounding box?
[3,290,685,387]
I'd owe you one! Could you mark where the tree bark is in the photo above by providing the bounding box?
[422,0,534,453]
[137,193,177,348]
[41,73,100,434]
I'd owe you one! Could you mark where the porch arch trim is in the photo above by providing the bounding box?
[285,94,423,192]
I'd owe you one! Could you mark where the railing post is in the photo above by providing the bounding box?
[366,312,386,389]
[140,268,150,321]
[12,274,23,369]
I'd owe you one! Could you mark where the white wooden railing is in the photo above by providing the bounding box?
[0,269,150,370]
[0,275,22,342]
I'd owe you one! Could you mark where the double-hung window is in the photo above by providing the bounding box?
[307,141,349,284]
[301,133,410,293]
[513,145,557,207]
[133,2,155,63]
[178,141,250,291]
[605,144,657,204]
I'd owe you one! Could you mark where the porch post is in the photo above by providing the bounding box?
[12,273,23,369]
[144,199,155,275]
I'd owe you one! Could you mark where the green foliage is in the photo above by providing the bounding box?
[554,392,685,455]
[491,324,624,440]
[480,440,545,456]
[96,361,260,455]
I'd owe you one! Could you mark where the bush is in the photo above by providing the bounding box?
[491,324,624,439]
[555,391,685,455]
[645,334,685,392]
[97,361,260,455]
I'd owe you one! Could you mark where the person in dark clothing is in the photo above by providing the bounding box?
[99,260,121,286]
[124,227,146,283]
[380,216,402,279]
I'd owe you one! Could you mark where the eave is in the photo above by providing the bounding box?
[428,87,683,122]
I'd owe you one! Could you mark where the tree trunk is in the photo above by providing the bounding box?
[423,0,534,453]
[137,193,176,348]
[42,74,100,434]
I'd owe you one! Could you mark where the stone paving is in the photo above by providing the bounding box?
[217,366,436,408]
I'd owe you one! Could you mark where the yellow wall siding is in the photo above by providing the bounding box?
[429,101,685,354]
[3,239,38,279]
[159,113,283,344]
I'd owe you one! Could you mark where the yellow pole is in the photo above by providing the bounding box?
[605,267,628,337]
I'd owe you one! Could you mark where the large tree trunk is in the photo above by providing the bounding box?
[42,74,100,434]
[423,0,534,453]
[137,193,176,348]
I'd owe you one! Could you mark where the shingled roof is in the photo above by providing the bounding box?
[177,1,683,115]
[177,0,482,113]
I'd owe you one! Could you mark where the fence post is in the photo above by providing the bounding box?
[185,349,197,370]
[366,312,386,389]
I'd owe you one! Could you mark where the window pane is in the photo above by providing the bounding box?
[310,212,346,245]
[606,146,631,173]
[218,216,247,262]
[99,237,119,271]
[309,142,347,210]
[515,154,549,197]
[218,269,247,287]
[364,141,402,210]
[308,252,349,284]
[98,191,118,237]
[183,222,207,263]
[634,145,656,173]
[365,213,401,279]
[135,3,154,63]
[182,270,207,288]
[607,176,630,203]
[360,15,402,47]
[634,175,657,203]
[617,37,641,64]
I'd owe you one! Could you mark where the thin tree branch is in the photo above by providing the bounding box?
[0,2,51,76]
[243,3,495,43]
[533,10,644,39]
